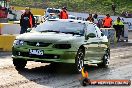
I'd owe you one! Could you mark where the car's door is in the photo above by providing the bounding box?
[84,23,101,62]
[95,26,108,58]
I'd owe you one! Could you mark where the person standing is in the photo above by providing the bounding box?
[86,14,94,22]
[103,14,112,28]
[59,6,68,19]
[20,7,35,34]
[112,3,116,15]
[113,17,124,41]
[93,14,99,26]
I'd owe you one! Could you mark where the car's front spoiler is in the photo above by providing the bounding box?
[12,54,75,63]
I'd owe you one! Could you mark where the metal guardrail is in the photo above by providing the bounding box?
[0,18,8,23]
[100,28,117,46]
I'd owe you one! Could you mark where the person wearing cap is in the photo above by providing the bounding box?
[93,14,99,26]
[113,17,124,41]
[103,14,112,28]
[86,14,94,22]
[59,6,68,19]
[112,3,116,15]
[20,7,35,34]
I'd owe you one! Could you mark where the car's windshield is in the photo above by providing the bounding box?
[47,9,60,14]
[47,9,55,13]
[35,21,85,35]
[55,10,60,14]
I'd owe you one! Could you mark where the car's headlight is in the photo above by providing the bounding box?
[13,40,24,46]
[53,44,71,49]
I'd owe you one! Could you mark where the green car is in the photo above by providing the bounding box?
[12,19,110,72]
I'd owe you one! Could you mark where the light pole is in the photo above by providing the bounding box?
[67,0,68,8]
[83,0,85,13]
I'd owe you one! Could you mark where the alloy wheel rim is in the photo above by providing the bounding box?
[77,51,84,72]
[105,52,110,66]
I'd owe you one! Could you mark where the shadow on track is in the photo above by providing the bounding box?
[16,63,110,87]
[0,52,11,58]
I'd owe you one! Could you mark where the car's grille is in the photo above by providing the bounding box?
[16,51,60,59]
[26,41,51,47]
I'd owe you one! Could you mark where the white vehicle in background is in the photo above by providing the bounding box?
[68,15,76,19]
[44,8,61,18]
[34,15,44,24]
[7,10,24,21]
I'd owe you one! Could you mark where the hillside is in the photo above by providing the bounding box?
[10,0,132,15]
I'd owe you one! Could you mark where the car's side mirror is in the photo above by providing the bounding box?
[85,33,96,40]
[27,28,32,32]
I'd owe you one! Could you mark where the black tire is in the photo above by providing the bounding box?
[13,59,27,69]
[75,48,85,73]
[98,49,110,68]
[80,78,90,86]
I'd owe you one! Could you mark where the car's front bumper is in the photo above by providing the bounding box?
[12,46,77,63]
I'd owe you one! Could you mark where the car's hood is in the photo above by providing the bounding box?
[16,32,83,43]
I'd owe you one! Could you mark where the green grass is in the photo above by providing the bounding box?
[13,6,44,15]
[10,0,132,15]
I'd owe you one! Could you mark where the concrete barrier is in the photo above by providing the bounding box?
[0,18,8,23]
[0,23,21,34]
[0,35,16,51]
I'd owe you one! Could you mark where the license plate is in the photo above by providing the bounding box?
[29,49,44,55]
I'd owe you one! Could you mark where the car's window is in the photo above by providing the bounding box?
[35,21,85,35]
[86,24,97,37]
[47,9,60,14]
[47,9,55,13]
[55,10,60,14]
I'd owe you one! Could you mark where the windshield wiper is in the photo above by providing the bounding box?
[40,30,60,33]
[62,32,83,36]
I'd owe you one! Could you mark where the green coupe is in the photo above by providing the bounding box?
[12,19,110,72]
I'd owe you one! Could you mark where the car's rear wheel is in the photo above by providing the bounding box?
[13,59,27,69]
[97,49,110,68]
[75,48,85,73]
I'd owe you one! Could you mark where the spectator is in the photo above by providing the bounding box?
[86,14,94,22]
[103,14,112,28]
[98,19,103,28]
[20,7,35,34]
[60,6,68,19]
[112,3,116,15]
[93,14,99,27]
[113,17,124,42]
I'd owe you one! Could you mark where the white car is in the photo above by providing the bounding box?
[44,8,61,18]
[68,15,76,19]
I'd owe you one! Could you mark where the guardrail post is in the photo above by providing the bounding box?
[100,28,117,47]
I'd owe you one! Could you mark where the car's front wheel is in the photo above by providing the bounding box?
[13,59,27,69]
[97,49,110,68]
[75,48,85,73]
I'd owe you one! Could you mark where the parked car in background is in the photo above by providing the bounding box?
[44,8,61,18]
[34,15,44,24]
[121,11,132,18]
[68,15,76,19]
